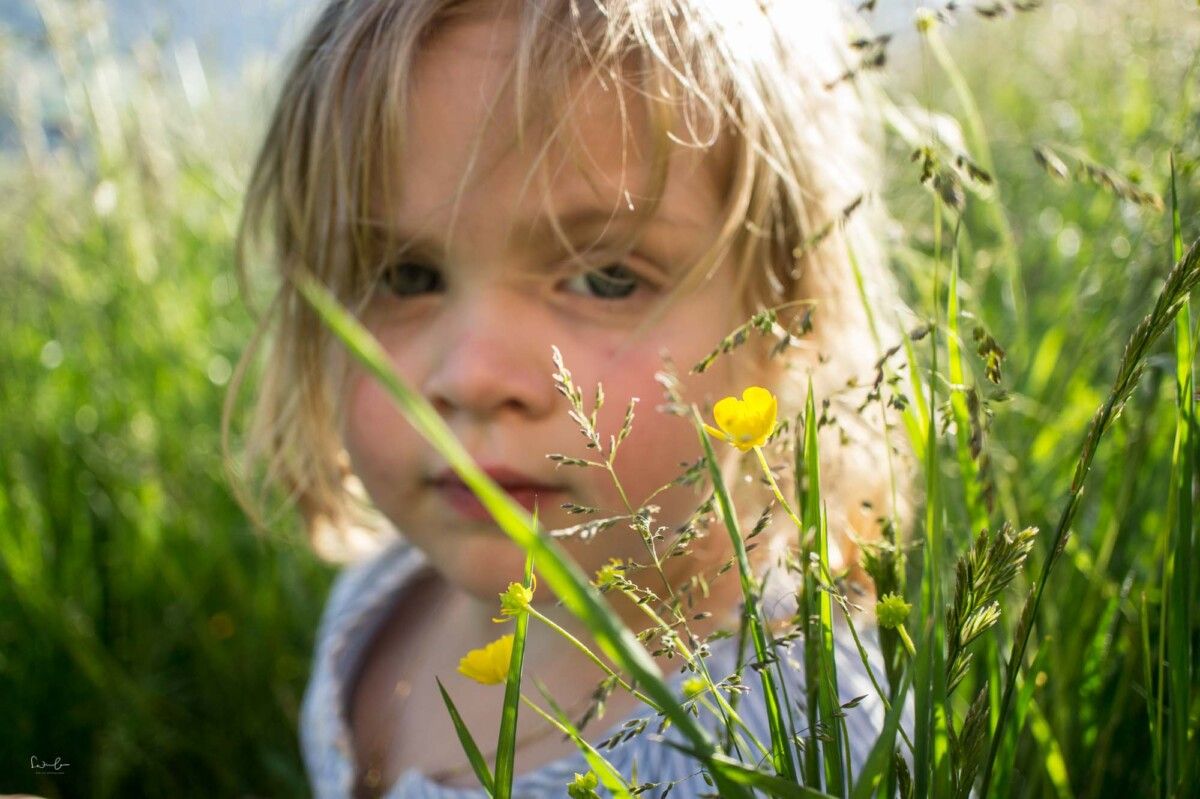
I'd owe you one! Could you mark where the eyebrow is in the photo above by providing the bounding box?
[387,203,709,266]
[516,204,702,245]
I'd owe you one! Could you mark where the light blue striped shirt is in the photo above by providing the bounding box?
[300,537,911,798]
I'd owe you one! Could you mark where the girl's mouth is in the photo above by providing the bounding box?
[435,481,563,521]
[429,465,564,521]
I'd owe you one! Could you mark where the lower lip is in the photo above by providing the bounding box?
[436,482,562,521]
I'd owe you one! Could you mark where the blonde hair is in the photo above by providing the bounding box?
[226,0,911,576]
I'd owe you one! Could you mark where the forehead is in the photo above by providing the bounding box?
[391,10,726,241]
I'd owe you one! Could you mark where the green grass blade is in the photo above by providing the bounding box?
[1140,591,1164,796]
[945,224,1002,768]
[1025,696,1072,799]
[924,23,1025,333]
[816,501,849,796]
[692,403,798,784]
[435,677,495,796]
[828,585,916,756]
[295,274,753,799]
[798,382,824,787]
[911,611,935,798]
[980,234,1200,798]
[525,680,635,799]
[494,548,535,798]
[913,203,942,799]
[706,752,839,799]
[850,667,913,799]
[945,231,1005,767]
[902,328,926,453]
[901,331,930,464]
[658,740,838,799]
[946,241,989,537]
[1165,150,1194,795]
[992,641,1051,799]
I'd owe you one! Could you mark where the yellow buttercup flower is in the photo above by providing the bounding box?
[457,634,515,685]
[704,386,778,452]
[493,574,537,623]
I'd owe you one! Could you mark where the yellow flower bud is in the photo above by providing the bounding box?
[682,676,707,699]
[493,574,537,623]
[876,592,913,630]
[915,7,938,33]
[567,771,600,799]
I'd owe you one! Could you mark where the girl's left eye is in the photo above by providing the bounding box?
[561,262,645,301]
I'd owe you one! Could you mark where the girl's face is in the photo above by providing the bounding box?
[341,11,770,602]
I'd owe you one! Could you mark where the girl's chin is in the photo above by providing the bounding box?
[425,545,531,597]
[422,543,619,604]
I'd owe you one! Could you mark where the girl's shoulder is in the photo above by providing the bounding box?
[300,536,424,798]
[315,536,418,643]
[299,545,907,798]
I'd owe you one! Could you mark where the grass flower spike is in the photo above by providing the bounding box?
[704,386,778,452]
[457,634,515,685]
[592,557,627,590]
[493,574,537,623]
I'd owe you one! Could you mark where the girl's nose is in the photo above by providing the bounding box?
[421,287,557,421]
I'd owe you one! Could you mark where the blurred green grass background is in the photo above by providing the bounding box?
[1,1,334,794]
[0,0,1196,796]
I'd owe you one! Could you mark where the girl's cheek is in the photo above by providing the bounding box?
[342,373,408,470]
[344,371,379,436]
[602,393,707,509]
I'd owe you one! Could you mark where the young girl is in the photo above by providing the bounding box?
[229,0,911,796]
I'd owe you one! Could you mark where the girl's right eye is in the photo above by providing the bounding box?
[380,262,443,297]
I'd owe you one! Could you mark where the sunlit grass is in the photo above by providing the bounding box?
[1,1,1197,797]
